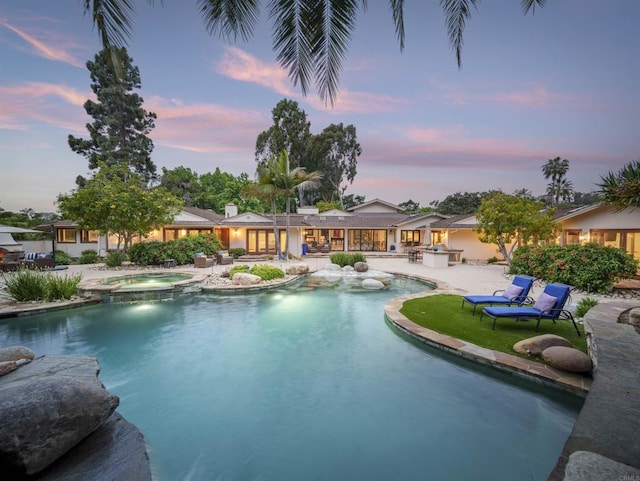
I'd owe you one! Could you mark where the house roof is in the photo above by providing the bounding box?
[347,198,404,213]
[430,214,478,229]
[552,203,602,221]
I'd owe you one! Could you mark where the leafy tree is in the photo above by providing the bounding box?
[255,100,360,206]
[69,47,157,185]
[160,166,269,213]
[430,191,495,215]
[474,192,561,268]
[597,161,640,210]
[316,200,342,212]
[342,194,365,209]
[305,123,361,204]
[83,1,545,104]
[572,191,600,206]
[542,157,573,206]
[512,188,535,199]
[398,200,421,214]
[57,163,182,250]
[256,99,311,171]
[159,166,202,206]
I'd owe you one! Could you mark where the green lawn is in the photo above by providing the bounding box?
[399,294,587,358]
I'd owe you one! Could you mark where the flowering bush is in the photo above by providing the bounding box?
[510,243,638,293]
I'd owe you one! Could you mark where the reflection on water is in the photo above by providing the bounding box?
[0,276,582,481]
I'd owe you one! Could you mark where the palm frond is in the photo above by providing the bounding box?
[84,0,134,49]
[389,0,405,51]
[310,0,360,105]
[269,0,316,99]
[439,0,479,68]
[521,0,546,15]
[198,0,260,42]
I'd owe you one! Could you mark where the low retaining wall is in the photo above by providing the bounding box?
[548,300,640,480]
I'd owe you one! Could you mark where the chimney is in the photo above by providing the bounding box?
[225,203,238,218]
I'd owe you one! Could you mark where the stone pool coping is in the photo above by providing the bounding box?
[77,271,209,293]
[384,284,592,395]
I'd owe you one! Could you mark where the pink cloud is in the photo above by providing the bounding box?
[145,96,267,154]
[0,19,85,67]
[217,46,295,97]
[0,82,91,131]
[217,46,408,114]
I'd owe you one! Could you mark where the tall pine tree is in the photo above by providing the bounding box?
[69,47,157,186]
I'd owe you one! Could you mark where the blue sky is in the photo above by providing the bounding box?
[1,1,638,213]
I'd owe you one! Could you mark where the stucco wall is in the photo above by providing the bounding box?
[562,205,640,230]
[445,230,505,261]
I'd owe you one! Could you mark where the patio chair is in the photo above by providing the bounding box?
[194,253,214,268]
[216,250,234,265]
[479,283,580,335]
[461,275,535,315]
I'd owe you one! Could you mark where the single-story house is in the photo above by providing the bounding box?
[429,204,640,266]
[24,201,639,268]
[28,200,448,258]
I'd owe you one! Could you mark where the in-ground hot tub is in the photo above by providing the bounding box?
[79,271,206,302]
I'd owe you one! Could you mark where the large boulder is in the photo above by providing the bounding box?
[362,278,384,290]
[629,307,640,327]
[0,356,119,476]
[542,346,592,373]
[284,263,309,275]
[354,262,369,272]
[231,272,262,286]
[35,412,152,481]
[513,334,572,357]
[324,263,341,271]
[0,345,35,362]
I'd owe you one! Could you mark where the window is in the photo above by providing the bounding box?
[401,230,420,243]
[348,229,387,251]
[80,230,99,243]
[246,229,286,254]
[57,228,76,243]
[563,230,581,245]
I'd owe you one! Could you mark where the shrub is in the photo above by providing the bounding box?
[510,243,638,293]
[228,247,246,258]
[45,273,82,301]
[1,269,81,302]
[229,264,250,279]
[78,249,100,264]
[487,256,499,264]
[250,264,285,281]
[2,269,47,301]
[330,252,367,267]
[575,297,599,318]
[127,234,222,266]
[105,251,127,267]
[54,250,73,265]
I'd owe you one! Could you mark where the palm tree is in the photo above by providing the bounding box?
[83,0,545,105]
[542,157,572,206]
[597,161,640,210]
[272,151,322,259]
[243,159,284,259]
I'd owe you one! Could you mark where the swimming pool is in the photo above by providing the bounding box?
[0,275,581,481]
[100,272,195,289]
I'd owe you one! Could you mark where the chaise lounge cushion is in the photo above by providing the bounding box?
[503,284,523,300]
[533,292,557,313]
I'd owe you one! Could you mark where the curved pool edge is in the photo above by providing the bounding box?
[384,287,592,396]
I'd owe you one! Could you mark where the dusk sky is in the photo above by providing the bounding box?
[1,1,638,214]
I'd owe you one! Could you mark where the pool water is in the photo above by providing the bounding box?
[100,272,193,289]
[0,276,582,481]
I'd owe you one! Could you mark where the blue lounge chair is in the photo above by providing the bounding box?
[479,283,580,335]
[461,275,535,315]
